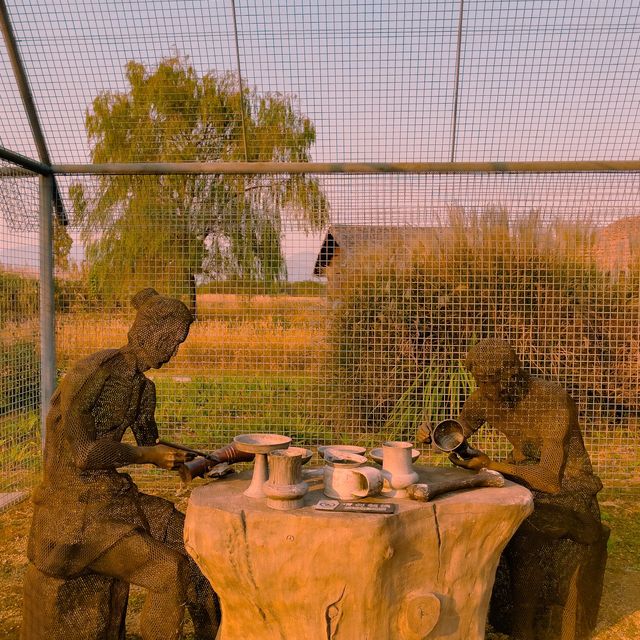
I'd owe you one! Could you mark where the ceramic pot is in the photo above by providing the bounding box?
[350,466,384,498]
[323,451,383,499]
[263,449,308,510]
[381,441,419,498]
[432,419,483,460]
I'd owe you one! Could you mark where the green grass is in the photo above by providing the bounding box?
[0,412,41,493]
[152,374,333,448]
[601,497,640,572]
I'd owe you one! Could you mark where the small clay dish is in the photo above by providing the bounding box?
[317,444,367,459]
[282,446,313,465]
[368,447,421,466]
[322,448,368,467]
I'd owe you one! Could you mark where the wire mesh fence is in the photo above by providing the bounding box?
[0,1,639,495]
[3,171,633,493]
[0,160,41,495]
[2,1,640,165]
[1,2,640,637]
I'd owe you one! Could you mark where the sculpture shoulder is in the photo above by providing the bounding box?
[463,389,492,414]
[528,376,566,394]
[527,377,576,410]
[56,349,124,407]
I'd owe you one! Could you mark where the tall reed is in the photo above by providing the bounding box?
[326,209,640,433]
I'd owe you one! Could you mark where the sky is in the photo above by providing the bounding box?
[2,0,640,279]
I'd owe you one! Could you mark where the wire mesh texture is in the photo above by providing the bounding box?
[0,160,40,495]
[0,0,639,502]
[1,0,640,164]
[2,171,631,496]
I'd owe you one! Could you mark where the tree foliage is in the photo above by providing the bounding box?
[53,218,73,273]
[71,56,328,306]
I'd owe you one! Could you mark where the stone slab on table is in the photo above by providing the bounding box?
[185,465,533,640]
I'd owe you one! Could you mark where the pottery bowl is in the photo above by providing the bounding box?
[233,433,292,454]
[368,447,421,466]
[317,444,367,459]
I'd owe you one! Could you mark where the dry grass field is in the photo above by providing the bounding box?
[51,293,329,374]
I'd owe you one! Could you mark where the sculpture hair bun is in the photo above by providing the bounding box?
[131,288,160,310]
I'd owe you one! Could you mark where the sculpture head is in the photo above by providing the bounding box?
[465,339,527,403]
[127,288,194,371]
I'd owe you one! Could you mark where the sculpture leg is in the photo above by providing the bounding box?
[493,515,608,640]
[136,492,220,638]
[164,508,220,639]
[583,524,609,628]
[507,531,546,640]
[89,531,189,640]
[571,524,609,639]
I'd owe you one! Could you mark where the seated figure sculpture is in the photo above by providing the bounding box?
[423,338,608,640]
[23,288,219,640]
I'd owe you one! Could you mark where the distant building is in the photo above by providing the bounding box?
[313,224,437,278]
[314,217,640,283]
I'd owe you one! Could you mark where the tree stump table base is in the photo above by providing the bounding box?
[185,466,533,640]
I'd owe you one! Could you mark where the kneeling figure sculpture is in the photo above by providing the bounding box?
[431,338,608,640]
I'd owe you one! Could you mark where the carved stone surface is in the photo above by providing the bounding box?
[185,466,533,640]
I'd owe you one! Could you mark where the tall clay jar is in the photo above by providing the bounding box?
[381,441,419,498]
[263,449,308,510]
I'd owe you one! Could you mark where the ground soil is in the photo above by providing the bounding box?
[1,492,638,639]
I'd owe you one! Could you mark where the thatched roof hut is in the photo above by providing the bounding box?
[313,224,437,276]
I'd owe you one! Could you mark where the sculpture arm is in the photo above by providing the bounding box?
[458,394,488,438]
[61,368,153,471]
[131,378,159,446]
[487,412,569,494]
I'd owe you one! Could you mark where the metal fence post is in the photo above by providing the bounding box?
[39,174,55,448]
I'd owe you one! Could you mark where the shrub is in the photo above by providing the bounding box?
[326,209,640,433]
[0,270,39,325]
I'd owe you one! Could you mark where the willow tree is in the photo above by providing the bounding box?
[71,56,328,312]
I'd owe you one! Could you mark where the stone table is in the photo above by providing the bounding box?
[184,465,533,640]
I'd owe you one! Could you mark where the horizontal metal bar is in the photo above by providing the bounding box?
[0,145,51,175]
[52,160,640,175]
[0,167,36,177]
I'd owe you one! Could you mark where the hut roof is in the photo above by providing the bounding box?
[313,224,436,275]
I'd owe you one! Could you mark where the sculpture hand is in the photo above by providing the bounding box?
[448,451,491,471]
[146,444,195,470]
[416,421,432,445]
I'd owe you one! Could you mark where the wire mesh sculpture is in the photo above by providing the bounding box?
[22,288,219,640]
[447,338,608,640]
